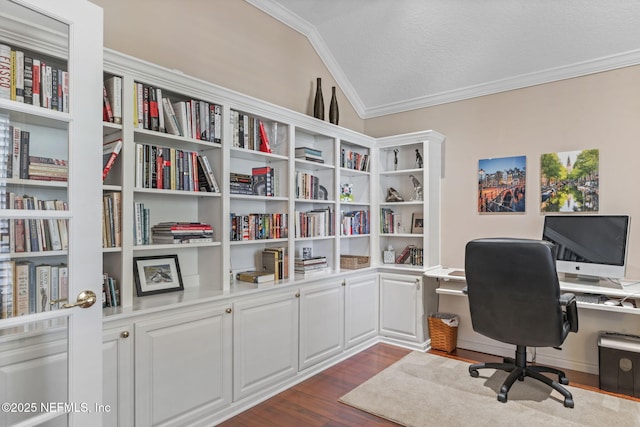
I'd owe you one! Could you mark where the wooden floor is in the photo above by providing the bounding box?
[219,343,638,426]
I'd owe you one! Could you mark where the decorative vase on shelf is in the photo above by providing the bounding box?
[329,86,339,125]
[313,77,325,120]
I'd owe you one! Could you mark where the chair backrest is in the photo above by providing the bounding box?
[464,238,565,348]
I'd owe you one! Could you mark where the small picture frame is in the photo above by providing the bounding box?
[134,255,184,296]
[411,212,424,234]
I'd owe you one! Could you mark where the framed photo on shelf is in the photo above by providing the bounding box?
[411,212,424,234]
[134,255,184,296]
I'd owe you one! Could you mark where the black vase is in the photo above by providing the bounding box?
[329,86,339,125]
[313,77,324,120]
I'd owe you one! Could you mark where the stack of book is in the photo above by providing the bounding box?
[295,146,323,163]
[230,172,252,195]
[28,156,68,182]
[151,222,213,244]
[294,256,329,277]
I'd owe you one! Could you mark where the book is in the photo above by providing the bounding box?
[258,120,272,153]
[236,270,275,284]
[14,261,29,316]
[199,154,220,192]
[102,137,123,181]
[36,264,51,312]
[0,44,10,100]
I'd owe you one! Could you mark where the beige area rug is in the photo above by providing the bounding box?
[339,351,640,426]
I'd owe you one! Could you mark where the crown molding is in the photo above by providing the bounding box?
[245,0,367,116]
[245,1,640,120]
[365,49,640,118]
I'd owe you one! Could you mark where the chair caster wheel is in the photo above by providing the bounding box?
[469,368,479,378]
[497,393,508,403]
[564,398,574,408]
[559,377,569,385]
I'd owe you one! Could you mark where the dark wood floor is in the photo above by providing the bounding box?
[219,343,638,426]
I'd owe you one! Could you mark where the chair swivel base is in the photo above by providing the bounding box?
[468,348,574,408]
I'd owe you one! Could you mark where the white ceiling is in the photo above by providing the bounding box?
[247,0,640,119]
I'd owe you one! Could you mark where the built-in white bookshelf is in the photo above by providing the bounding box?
[101,49,444,314]
[376,132,445,271]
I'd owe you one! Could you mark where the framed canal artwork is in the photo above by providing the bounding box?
[477,155,526,214]
[540,149,599,213]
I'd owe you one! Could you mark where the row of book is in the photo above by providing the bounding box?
[102,192,121,248]
[102,272,120,308]
[341,148,370,172]
[230,213,288,241]
[2,194,68,253]
[341,209,370,236]
[235,247,290,284]
[380,207,398,234]
[294,256,329,278]
[294,207,334,238]
[295,146,324,163]
[230,166,278,196]
[295,171,323,200]
[135,143,220,192]
[230,111,273,153]
[151,222,213,244]
[3,126,68,182]
[134,81,222,143]
[262,247,289,280]
[0,43,69,112]
[133,202,151,245]
[0,261,68,319]
[103,76,122,124]
[395,244,424,266]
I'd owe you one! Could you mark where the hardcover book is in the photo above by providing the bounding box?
[236,270,275,284]
[102,137,122,181]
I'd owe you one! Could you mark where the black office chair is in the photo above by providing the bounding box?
[464,238,579,408]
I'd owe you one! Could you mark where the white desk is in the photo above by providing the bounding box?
[424,266,640,374]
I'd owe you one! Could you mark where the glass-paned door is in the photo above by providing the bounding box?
[0,0,103,425]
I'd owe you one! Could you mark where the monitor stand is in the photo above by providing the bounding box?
[562,273,639,291]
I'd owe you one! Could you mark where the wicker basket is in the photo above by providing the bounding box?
[340,255,370,270]
[428,312,459,353]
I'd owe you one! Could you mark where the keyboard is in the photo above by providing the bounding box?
[575,294,607,304]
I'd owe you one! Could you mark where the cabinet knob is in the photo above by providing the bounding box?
[295,293,300,298]
[121,331,130,339]
[226,308,232,314]
[342,280,346,286]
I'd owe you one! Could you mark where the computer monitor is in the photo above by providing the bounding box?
[542,215,630,281]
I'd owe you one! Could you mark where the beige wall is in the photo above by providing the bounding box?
[365,67,640,278]
[89,0,364,133]
[91,0,640,279]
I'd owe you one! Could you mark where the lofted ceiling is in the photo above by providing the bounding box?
[246,0,640,119]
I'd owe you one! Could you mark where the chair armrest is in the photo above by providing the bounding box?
[560,293,579,333]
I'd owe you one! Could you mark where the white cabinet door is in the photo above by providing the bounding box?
[103,325,133,427]
[345,274,379,349]
[299,281,345,370]
[134,306,232,427]
[379,273,424,343]
[233,291,299,401]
